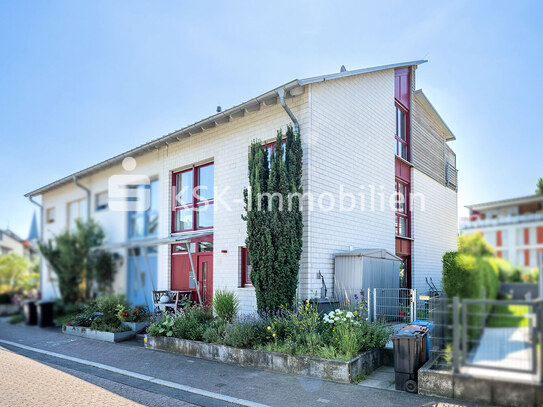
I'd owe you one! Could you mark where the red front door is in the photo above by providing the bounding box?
[171,242,213,305]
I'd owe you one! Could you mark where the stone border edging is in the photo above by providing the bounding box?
[145,335,382,383]
[62,325,136,343]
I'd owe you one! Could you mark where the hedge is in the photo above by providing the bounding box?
[442,252,500,342]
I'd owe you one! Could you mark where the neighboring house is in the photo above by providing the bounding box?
[460,194,543,268]
[25,60,458,313]
[0,229,36,259]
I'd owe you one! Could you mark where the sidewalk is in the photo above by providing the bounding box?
[1,346,144,407]
[0,321,489,407]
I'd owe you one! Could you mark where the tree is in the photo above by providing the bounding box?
[39,219,117,304]
[458,231,495,257]
[536,177,543,194]
[243,125,304,312]
[0,253,39,294]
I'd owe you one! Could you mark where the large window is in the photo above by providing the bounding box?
[395,105,409,161]
[129,179,158,238]
[172,163,214,233]
[395,180,409,237]
[67,199,86,231]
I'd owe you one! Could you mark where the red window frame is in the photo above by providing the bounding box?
[171,162,214,233]
[240,247,252,287]
[395,179,410,238]
[395,104,410,161]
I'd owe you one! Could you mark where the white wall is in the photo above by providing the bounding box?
[306,69,397,297]
[411,168,458,291]
[40,151,163,300]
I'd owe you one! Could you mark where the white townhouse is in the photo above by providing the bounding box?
[26,60,458,313]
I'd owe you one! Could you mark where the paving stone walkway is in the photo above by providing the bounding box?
[0,321,491,407]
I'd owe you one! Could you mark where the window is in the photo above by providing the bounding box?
[129,179,158,238]
[67,199,87,231]
[95,191,108,212]
[395,180,409,237]
[240,247,252,287]
[395,105,409,161]
[264,139,286,163]
[46,207,55,224]
[172,163,214,232]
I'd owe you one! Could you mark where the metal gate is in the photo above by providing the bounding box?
[460,299,539,374]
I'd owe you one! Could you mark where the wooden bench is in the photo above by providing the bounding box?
[152,290,192,315]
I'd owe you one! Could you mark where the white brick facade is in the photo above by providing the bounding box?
[36,63,457,313]
[411,168,458,291]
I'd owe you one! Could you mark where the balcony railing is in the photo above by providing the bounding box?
[459,211,543,230]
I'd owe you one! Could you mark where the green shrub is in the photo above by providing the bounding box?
[96,294,127,326]
[171,306,213,341]
[224,313,271,348]
[202,319,228,343]
[356,322,391,352]
[146,315,174,337]
[442,252,482,299]
[213,289,239,321]
[478,257,500,300]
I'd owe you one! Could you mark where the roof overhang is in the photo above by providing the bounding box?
[466,194,543,212]
[26,59,428,198]
[334,248,401,261]
[414,90,455,141]
[92,229,213,251]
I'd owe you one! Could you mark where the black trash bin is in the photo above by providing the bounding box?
[390,325,428,393]
[23,300,37,325]
[36,300,54,328]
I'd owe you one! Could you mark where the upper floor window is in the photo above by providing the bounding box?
[95,191,108,212]
[129,179,158,238]
[46,207,55,224]
[67,199,86,231]
[395,105,409,161]
[395,180,409,237]
[172,163,214,233]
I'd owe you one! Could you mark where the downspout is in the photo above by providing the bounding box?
[28,195,44,296]
[277,88,300,135]
[72,175,91,220]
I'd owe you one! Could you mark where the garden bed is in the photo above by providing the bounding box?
[63,325,135,343]
[145,335,383,383]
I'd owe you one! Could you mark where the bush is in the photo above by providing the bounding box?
[96,294,127,326]
[224,313,271,348]
[172,306,213,341]
[213,289,239,321]
[478,257,499,300]
[202,319,228,343]
[442,252,482,299]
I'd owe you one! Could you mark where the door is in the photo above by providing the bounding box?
[170,243,213,305]
[127,247,158,309]
[197,254,213,305]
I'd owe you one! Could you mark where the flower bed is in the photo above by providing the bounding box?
[145,335,383,383]
[62,294,151,341]
[145,294,391,381]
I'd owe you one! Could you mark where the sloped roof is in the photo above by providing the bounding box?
[25,60,427,198]
[414,90,455,141]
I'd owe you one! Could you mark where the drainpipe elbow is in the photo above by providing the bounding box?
[277,88,300,135]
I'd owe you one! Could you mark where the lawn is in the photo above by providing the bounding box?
[486,304,531,328]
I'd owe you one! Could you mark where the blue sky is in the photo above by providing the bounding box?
[1,1,542,238]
